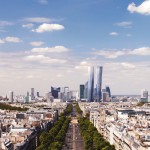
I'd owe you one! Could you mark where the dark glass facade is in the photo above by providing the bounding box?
[51,87,60,98]
[80,85,85,99]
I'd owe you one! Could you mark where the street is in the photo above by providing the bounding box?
[62,104,84,150]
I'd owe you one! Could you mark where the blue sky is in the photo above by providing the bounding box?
[0,0,150,95]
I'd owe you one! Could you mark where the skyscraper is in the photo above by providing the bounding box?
[31,88,35,100]
[141,89,148,102]
[96,66,103,102]
[25,91,29,103]
[106,86,111,97]
[37,92,40,97]
[9,91,14,103]
[51,87,60,98]
[87,66,94,102]
[84,81,88,99]
[79,85,85,99]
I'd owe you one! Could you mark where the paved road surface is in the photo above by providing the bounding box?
[62,104,84,150]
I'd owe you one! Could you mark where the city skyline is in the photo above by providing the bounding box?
[0,0,150,95]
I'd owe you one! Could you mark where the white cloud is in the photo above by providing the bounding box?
[24,55,47,61]
[80,61,88,65]
[93,47,150,59]
[24,55,67,64]
[109,32,118,36]
[38,0,48,4]
[0,49,149,95]
[93,50,125,58]
[115,21,132,28]
[0,21,13,27]
[4,37,22,43]
[32,23,64,33]
[31,46,69,53]
[56,74,63,78]
[105,62,136,70]
[42,58,66,64]
[0,39,5,44]
[22,23,34,28]
[30,41,44,47]
[128,47,150,55]
[24,17,51,23]
[121,62,135,69]
[128,0,150,15]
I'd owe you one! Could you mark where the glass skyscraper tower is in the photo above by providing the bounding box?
[87,66,94,102]
[96,66,103,102]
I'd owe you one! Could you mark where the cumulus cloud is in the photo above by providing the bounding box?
[128,0,150,15]
[0,39,5,44]
[22,23,34,28]
[109,32,118,36]
[4,37,22,43]
[0,37,22,44]
[31,46,69,53]
[24,55,47,61]
[80,61,88,65]
[30,41,44,47]
[121,62,135,69]
[128,47,150,55]
[93,50,125,59]
[24,17,51,23]
[115,21,132,28]
[93,47,150,58]
[0,21,13,27]
[32,23,64,33]
[24,55,67,64]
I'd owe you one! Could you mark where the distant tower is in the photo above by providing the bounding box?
[84,81,88,99]
[97,66,103,102]
[31,88,35,100]
[79,85,85,100]
[141,89,148,102]
[51,87,60,98]
[25,91,29,103]
[36,92,39,97]
[88,66,94,102]
[106,86,111,97]
[9,91,14,103]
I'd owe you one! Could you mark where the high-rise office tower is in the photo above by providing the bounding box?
[96,66,103,102]
[87,66,94,102]
[25,91,29,103]
[106,86,111,97]
[31,88,35,100]
[9,91,14,103]
[84,81,88,99]
[141,89,148,102]
[51,87,60,98]
[64,87,69,93]
[37,92,40,97]
[79,85,85,99]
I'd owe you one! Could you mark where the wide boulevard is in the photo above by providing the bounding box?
[62,103,84,150]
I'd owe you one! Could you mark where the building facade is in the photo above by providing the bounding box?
[96,66,103,102]
[79,85,85,99]
[88,66,94,102]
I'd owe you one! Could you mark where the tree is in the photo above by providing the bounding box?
[48,142,62,150]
